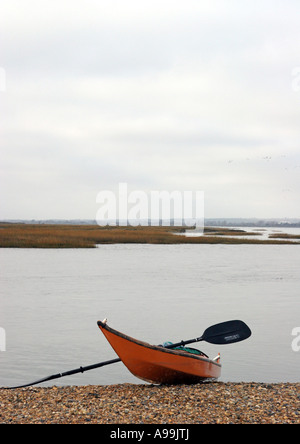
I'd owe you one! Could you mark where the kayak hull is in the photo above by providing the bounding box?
[97,321,221,384]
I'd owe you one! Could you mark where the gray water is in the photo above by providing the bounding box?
[0,243,299,387]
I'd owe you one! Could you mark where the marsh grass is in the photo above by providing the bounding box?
[204,228,261,236]
[0,223,298,248]
[269,233,300,240]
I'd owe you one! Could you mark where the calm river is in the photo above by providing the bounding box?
[0,243,299,387]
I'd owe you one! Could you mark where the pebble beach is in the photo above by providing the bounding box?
[1,382,299,424]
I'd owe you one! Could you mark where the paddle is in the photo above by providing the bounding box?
[4,320,251,389]
[166,320,252,348]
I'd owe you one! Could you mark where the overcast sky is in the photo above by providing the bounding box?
[1,0,300,220]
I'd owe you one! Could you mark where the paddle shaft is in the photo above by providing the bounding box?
[5,358,121,389]
[164,337,203,349]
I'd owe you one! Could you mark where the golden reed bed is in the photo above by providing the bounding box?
[0,223,298,248]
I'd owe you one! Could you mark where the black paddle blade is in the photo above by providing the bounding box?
[202,320,251,345]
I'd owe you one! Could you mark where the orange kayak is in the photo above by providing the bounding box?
[97,320,221,384]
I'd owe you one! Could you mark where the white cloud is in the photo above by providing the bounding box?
[1,0,300,219]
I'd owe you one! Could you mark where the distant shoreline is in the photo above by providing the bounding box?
[0,223,299,248]
[1,218,300,228]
